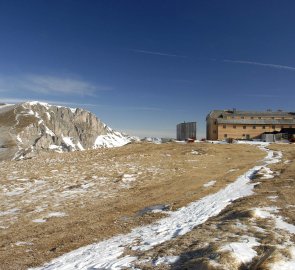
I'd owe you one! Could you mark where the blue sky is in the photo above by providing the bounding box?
[0,0,295,138]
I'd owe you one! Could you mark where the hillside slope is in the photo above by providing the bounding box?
[0,101,134,160]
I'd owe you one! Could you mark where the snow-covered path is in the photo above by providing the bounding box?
[31,144,282,270]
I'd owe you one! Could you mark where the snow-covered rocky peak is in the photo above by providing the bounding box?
[0,101,134,160]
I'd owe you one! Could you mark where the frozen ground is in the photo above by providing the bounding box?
[29,143,292,270]
[1,142,294,270]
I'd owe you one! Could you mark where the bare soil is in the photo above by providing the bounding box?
[0,142,266,269]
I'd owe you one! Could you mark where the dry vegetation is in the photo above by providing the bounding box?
[0,142,266,269]
[131,144,295,270]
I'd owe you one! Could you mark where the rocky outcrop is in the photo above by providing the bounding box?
[0,101,136,160]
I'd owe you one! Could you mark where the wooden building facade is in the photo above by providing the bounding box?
[206,109,295,140]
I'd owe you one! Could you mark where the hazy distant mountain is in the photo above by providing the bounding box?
[0,101,137,160]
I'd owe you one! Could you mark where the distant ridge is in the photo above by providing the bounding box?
[0,101,138,160]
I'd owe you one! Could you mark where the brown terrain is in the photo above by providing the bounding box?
[131,144,295,270]
[0,142,266,269]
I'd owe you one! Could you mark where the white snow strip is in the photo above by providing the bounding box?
[220,236,259,264]
[62,136,76,148]
[76,142,84,151]
[44,125,55,136]
[30,144,281,270]
[46,112,51,120]
[203,180,216,187]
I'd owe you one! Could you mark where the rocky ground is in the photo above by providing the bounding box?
[0,142,294,270]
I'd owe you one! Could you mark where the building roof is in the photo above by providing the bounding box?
[217,119,295,125]
[208,109,295,119]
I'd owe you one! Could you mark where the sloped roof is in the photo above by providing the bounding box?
[208,110,295,119]
[217,119,295,125]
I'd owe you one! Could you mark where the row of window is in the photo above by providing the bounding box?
[224,134,250,138]
[222,125,293,129]
[227,116,294,120]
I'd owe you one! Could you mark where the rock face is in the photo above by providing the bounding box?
[0,101,135,160]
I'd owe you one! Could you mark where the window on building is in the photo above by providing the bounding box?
[223,125,226,128]
[253,126,256,129]
[213,130,216,134]
[258,117,261,119]
[251,117,254,119]
[241,116,245,119]
[290,125,292,128]
[262,126,266,129]
[224,134,227,138]
[272,117,275,119]
[272,125,275,129]
[232,116,235,119]
[243,126,246,129]
[242,134,245,137]
[233,125,236,129]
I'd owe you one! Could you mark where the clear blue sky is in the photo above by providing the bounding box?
[0,0,295,138]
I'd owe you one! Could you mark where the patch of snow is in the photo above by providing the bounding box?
[284,160,291,164]
[76,141,84,151]
[47,212,66,218]
[121,174,137,183]
[275,216,295,234]
[153,256,180,266]
[62,136,76,148]
[30,144,281,270]
[269,246,295,270]
[253,207,279,218]
[16,135,23,143]
[228,169,239,172]
[254,207,295,234]
[259,166,275,179]
[49,145,63,153]
[203,180,216,187]
[32,219,46,223]
[15,242,33,246]
[0,208,20,216]
[220,236,259,264]
[27,101,51,109]
[46,112,51,120]
[143,137,162,144]
[267,195,278,200]
[44,125,55,136]
[94,133,130,148]
[5,188,25,196]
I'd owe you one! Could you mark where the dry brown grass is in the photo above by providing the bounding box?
[131,144,295,270]
[0,142,265,269]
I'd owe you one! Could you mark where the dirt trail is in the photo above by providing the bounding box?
[0,142,265,269]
